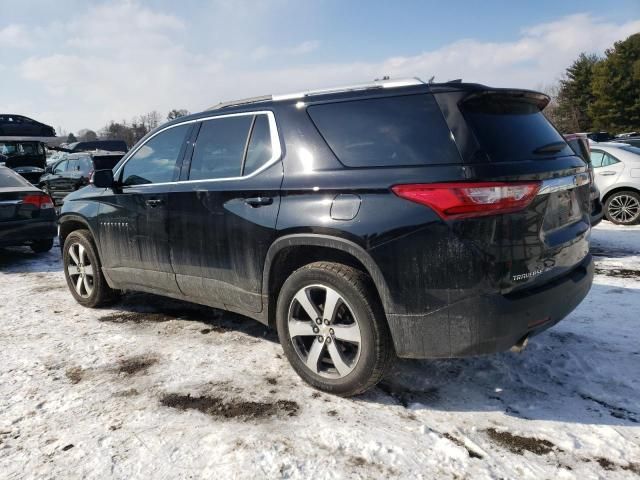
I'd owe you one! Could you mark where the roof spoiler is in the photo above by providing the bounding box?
[459,89,550,111]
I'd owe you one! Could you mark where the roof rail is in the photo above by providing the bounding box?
[272,77,425,101]
[207,95,272,111]
[206,77,426,111]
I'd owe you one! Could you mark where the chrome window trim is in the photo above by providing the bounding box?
[537,172,590,195]
[113,110,281,186]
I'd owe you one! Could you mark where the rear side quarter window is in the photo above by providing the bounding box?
[307,94,461,167]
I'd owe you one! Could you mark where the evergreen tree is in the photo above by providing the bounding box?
[555,53,600,132]
[590,33,640,132]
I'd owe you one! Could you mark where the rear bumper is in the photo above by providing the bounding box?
[387,254,594,358]
[0,219,57,247]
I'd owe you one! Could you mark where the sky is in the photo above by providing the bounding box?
[0,0,639,134]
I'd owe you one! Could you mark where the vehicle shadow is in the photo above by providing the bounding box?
[0,244,62,273]
[359,282,640,427]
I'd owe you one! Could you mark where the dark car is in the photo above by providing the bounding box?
[66,140,128,153]
[40,151,124,206]
[564,133,603,226]
[587,131,613,142]
[58,78,594,396]
[0,139,47,184]
[0,166,56,252]
[617,136,640,148]
[0,114,56,137]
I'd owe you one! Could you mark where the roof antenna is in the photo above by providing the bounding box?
[374,75,391,81]
[427,76,435,84]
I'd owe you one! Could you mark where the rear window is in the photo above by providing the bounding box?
[619,145,640,156]
[461,94,574,162]
[307,94,461,167]
[0,168,29,188]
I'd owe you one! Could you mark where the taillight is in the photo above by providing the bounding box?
[22,193,54,209]
[392,182,541,220]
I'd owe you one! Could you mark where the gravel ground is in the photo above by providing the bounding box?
[0,222,639,479]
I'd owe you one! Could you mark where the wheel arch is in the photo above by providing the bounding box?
[58,214,99,250]
[262,234,393,329]
[601,185,640,205]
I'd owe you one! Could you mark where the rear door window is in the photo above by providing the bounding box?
[461,94,573,162]
[188,116,253,180]
[307,94,461,167]
[243,115,272,175]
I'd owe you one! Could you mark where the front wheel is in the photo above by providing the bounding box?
[63,229,119,307]
[276,262,393,397]
[604,191,640,225]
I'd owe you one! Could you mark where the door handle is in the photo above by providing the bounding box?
[599,171,616,176]
[145,198,164,208]
[244,196,273,207]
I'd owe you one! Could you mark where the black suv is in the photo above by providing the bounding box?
[58,79,594,396]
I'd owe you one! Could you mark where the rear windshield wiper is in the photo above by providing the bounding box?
[533,142,566,155]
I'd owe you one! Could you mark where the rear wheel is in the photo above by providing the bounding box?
[276,262,393,396]
[604,191,640,225]
[31,238,53,253]
[63,229,119,307]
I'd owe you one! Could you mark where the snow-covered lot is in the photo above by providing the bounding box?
[1,223,639,479]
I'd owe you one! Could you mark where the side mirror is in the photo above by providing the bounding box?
[92,169,115,188]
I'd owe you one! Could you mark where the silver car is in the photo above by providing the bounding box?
[591,142,640,225]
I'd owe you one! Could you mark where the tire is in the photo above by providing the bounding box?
[276,261,393,397]
[31,238,53,253]
[63,229,119,307]
[604,190,640,225]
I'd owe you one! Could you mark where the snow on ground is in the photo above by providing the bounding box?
[0,222,639,480]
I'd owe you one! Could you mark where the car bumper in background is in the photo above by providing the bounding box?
[387,254,594,358]
[0,220,57,247]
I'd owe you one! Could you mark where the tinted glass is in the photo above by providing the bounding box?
[308,94,461,167]
[462,95,574,162]
[121,124,190,186]
[189,116,252,180]
[243,115,272,175]
[0,168,29,187]
[590,151,605,168]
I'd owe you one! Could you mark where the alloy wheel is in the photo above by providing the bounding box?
[608,194,640,224]
[67,242,95,298]
[287,284,362,379]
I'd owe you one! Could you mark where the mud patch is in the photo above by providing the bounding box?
[443,433,484,459]
[65,366,84,384]
[595,267,640,279]
[485,428,557,456]
[114,355,158,375]
[160,393,299,420]
[99,312,177,324]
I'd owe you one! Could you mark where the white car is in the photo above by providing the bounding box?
[590,142,640,225]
